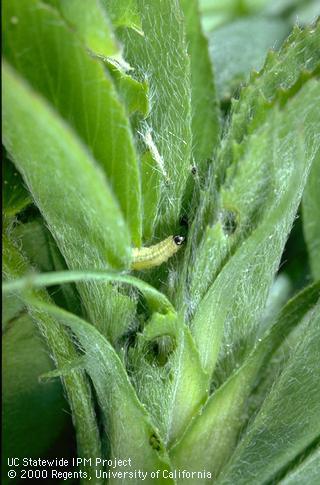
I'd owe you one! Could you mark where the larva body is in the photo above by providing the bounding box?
[131,235,185,270]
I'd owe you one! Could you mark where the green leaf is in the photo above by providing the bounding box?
[139,151,161,240]
[3,154,31,218]
[2,312,68,479]
[180,0,220,177]
[118,0,192,239]
[105,58,149,117]
[199,0,270,33]
[2,63,130,271]
[12,220,81,313]
[264,0,311,16]
[290,1,320,26]
[2,269,174,315]
[179,22,320,316]
[3,0,142,245]
[258,273,292,333]
[130,316,209,446]
[217,302,320,485]
[3,235,103,484]
[170,281,320,479]
[44,0,120,58]
[303,156,320,280]
[209,17,289,100]
[191,79,320,379]
[102,0,143,34]
[279,446,320,485]
[28,298,176,484]
[177,23,320,319]
[2,60,138,338]
[12,221,54,272]
[166,326,209,445]
[219,22,320,174]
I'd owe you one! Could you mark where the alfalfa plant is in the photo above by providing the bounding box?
[2,0,320,484]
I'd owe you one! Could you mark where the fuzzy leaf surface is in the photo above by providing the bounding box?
[177,23,320,320]
[191,79,320,379]
[118,0,192,240]
[217,302,320,485]
[279,446,320,485]
[3,269,174,315]
[103,0,142,33]
[209,17,289,100]
[105,58,149,117]
[3,0,142,245]
[29,298,176,485]
[170,281,320,481]
[219,22,320,174]
[2,61,136,338]
[303,155,320,280]
[3,235,103,484]
[129,316,209,447]
[180,0,220,177]
[2,62,131,267]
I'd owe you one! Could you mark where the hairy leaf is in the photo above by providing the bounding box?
[180,0,220,177]
[118,0,192,240]
[219,21,320,175]
[103,0,142,33]
[191,79,320,379]
[217,302,320,485]
[3,235,103,484]
[129,316,209,447]
[209,17,289,100]
[2,61,137,340]
[279,446,320,485]
[2,60,130,270]
[105,59,149,117]
[28,298,176,484]
[3,0,142,244]
[177,23,320,319]
[303,156,320,280]
[170,281,320,480]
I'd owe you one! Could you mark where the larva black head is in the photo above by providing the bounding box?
[173,235,185,246]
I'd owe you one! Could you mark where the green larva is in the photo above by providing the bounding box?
[131,235,185,270]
